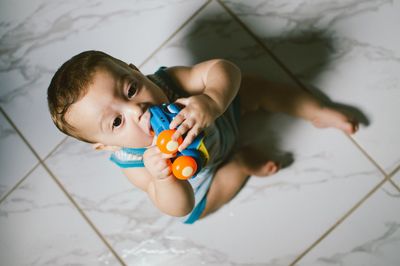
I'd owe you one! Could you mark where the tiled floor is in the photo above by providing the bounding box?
[0,0,399,265]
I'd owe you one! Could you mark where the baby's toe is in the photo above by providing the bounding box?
[340,121,354,134]
[342,117,359,135]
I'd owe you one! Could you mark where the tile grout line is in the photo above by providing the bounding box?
[388,179,400,192]
[388,164,400,177]
[139,0,212,69]
[42,136,69,161]
[346,135,388,178]
[289,177,388,266]
[388,165,400,192]
[216,0,312,93]
[0,162,41,204]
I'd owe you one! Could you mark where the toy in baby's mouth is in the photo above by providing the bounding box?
[149,103,209,180]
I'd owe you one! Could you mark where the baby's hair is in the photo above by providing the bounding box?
[47,50,126,143]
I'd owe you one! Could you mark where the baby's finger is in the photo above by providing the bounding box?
[174,97,189,108]
[157,158,172,169]
[172,120,193,140]
[161,153,175,159]
[151,136,157,145]
[159,167,173,180]
[169,112,186,130]
[178,127,200,151]
[143,145,160,157]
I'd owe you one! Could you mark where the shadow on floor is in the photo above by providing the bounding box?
[171,6,368,169]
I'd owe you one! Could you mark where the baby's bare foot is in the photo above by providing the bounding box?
[311,107,359,134]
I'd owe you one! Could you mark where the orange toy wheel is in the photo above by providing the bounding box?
[172,156,198,180]
[156,129,183,154]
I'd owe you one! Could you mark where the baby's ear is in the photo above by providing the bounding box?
[129,63,140,72]
[92,143,120,151]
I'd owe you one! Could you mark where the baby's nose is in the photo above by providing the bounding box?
[125,103,150,122]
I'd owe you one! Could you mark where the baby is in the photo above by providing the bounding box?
[47,51,358,224]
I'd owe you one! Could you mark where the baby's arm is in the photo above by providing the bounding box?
[167,59,241,150]
[122,146,195,217]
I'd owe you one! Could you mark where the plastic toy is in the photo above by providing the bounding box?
[149,103,209,180]
[156,129,182,154]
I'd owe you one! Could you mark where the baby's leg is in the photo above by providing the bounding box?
[239,75,359,134]
[200,149,278,218]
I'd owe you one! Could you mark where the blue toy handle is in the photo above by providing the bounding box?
[149,103,180,136]
[149,103,207,179]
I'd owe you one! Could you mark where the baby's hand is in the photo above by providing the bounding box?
[143,145,174,180]
[169,94,221,151]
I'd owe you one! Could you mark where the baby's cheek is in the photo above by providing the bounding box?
[123,131,153,148]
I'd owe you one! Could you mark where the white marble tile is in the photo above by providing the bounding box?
[0,0,207,159]
[0,165,120,266]
[222,0,400,174]
[45,2,385,264]
[295,180,400,266]
[0,112,37,199]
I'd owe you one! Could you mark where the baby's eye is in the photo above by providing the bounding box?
[112,116,122,129]
[127,82,138,99]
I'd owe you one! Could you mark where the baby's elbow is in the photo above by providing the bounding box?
[170,207,193,218]
[181,199,195,216]
[165,197,195,218]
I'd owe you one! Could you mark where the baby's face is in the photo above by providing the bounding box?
[66,61,169,148]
